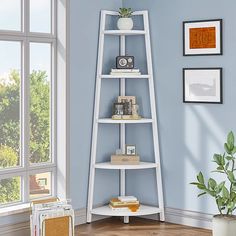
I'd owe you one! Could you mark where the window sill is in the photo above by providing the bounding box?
[0,203,31,217]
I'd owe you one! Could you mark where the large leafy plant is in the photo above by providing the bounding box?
[118,8,133,18]
[191,131,236,215]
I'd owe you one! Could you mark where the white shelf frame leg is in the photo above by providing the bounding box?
[87,11,106,223]
[119,34,129,224]
[143,11,165,221]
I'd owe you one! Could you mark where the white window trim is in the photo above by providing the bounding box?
[0,0,70,211]
[56,0,70,200]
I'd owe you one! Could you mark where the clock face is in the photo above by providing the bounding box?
[119,58,127,67]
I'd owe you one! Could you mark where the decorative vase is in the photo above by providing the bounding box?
[212,215,236,236]
[117,18,133,30]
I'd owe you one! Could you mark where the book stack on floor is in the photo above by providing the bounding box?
[109,196,140,212]
[110,69,141,76]
[30,199,74,236]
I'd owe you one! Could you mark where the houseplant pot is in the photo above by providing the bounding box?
[191,131,236,236]
[117,8,133,30]
[213,215,236,236]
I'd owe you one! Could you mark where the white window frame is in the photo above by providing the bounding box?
[0,0,57,207]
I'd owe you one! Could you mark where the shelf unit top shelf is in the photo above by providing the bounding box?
[94,162,157,170]
[103,30,146,36]
[91,204,162,217]
[100,75,150,79]
[97,118,153,124]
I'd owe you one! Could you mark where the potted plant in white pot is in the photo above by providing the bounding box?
[117,8,133,30]
[191,131,236,236]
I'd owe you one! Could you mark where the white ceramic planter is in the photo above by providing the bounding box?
[212,215,236,236]
[117,18,133,30]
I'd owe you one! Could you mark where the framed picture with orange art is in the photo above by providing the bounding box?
[183,19,222,56]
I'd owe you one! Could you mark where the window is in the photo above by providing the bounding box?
[0,0,56,207]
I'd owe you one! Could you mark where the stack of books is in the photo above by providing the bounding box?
[110,69,141,76]
[109,196,140,212]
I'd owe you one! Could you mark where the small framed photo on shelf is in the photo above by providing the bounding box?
[113,103,124,115]
[125,144,136,155]
[183,68,223,104]
[183,19,222,56]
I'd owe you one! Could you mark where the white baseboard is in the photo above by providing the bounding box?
[165,207,212,230]
[0,207,212,235]
[140,207,212,230]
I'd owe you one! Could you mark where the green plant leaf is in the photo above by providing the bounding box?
[225,143,231,155]
[220,155,225,166]
[197,172,204,184]
[217,166,224,170]
[216,181,225,194]
[216,197,223,208]
[205,189,216,197]
[232,183,236,192]
[230,192,236,200]
[213,154,222,165]
[225,156,234,161]
[227,202,235,211]
[227,131,234,150]
[232,147,236,155]
[198,192,206,197]
[197,183,206,190]
[208,178,217,190]
[212,170,225,174]
[222,186,230,199]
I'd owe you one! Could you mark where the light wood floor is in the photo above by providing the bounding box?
[76,217,212,236]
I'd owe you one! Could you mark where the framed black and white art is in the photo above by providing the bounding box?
[183,68,223,104]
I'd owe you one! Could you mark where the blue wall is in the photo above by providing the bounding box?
[70,0,122,210]
[123,0,236,214]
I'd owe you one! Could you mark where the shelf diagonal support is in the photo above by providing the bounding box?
[87,10,106,223]
[143,10,165,221]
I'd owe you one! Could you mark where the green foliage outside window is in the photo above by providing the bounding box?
[0,70,50,204]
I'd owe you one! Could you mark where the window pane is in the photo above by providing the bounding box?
[30,43,51,164]
[0,0,21,31]
[0,41,21,169]
[0,176,21,205]
[30,172,51,199]
[30,0,51,33]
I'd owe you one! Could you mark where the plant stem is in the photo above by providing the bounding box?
[226,155,235,215]
[217,201,222,215]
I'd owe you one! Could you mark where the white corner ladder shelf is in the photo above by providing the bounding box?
[87,10,165,224]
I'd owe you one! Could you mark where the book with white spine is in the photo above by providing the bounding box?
[118,196,138,202]
[111,69,140,73]
[110,72,141,76]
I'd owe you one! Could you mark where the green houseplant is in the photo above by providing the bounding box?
[191,131,236,236]
[117,8,133,30]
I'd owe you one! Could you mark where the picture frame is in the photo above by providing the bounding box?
[125,144,136,156]
[118,96,136,104]
[113,102,124,115]
[183,19,222,56]
[183,68,223,104]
